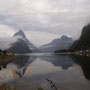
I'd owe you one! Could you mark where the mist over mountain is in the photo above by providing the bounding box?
[70,24,90,51]
[39,35,73,53]
[7,38,32,53]
[7,30,40,53]
[13,30,26,39]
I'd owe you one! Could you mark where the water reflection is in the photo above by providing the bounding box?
[71,55,90,80]
[0,55,37,85]
[0,53,90,90]
[40,55,74,70]
[13,55,37,68]
[7,55,37,78]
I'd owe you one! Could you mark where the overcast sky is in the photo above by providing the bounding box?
[0,0,90,47]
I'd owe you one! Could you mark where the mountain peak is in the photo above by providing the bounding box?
[19,30,24,33]
[61,35,72,41]
[13,30,26,38]
[61,35,68,39]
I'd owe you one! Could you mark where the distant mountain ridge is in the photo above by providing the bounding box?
[39,35,73,53]
[7,30,40,53]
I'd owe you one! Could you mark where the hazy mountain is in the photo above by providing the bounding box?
[70,24,90,51]
[0,37,12,50]
[7,38,32,53]
[7,30,40,53]
[13,30,26,39]
[39,35,73,53]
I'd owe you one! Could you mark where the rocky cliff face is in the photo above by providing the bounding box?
[70,24,90,51]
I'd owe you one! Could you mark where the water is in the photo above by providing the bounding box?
[0,53,90,90]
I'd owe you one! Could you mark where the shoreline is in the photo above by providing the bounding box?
[55,51,90,56]
[0,54,16,68]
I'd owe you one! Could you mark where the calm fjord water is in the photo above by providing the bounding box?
[1,53,90,90]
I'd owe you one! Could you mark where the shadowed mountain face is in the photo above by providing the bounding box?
[70,24,90,51]
[7,30,40,53]
[7,39,32,54]
[39,35,73,52]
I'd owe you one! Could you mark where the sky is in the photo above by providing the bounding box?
[0,0,90,47]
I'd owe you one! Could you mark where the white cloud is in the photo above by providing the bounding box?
[0,0,90,46]
[25,31,59,47]
[0,25,15,37]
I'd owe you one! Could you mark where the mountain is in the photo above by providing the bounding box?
[70,24,90,51]
[7,38,32,53]
[7,30,40,53]
[13,30,26,39]
[39,35,73,53]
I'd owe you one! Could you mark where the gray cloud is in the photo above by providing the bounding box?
[0,0,90,46]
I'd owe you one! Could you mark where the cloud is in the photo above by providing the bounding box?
[0,0,90,46]
[0,25,15,37]
[0,35,23,50]
[25,31,59,47]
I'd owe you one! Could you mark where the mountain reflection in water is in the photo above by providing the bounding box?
[71,55,90,80]
[0,53,90,90]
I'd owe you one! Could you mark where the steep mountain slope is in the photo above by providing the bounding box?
[70,24,90,51]
[7,30,40,53]
[13,30,26,38]
[39,35,73,53]
[7,39,32,53]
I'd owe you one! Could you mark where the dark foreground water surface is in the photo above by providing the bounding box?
[0,53,90,90]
